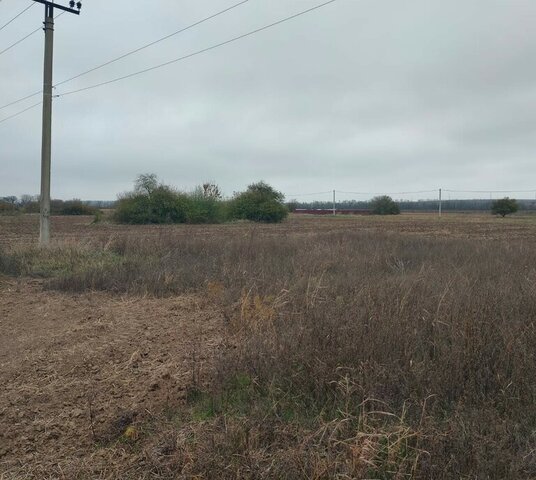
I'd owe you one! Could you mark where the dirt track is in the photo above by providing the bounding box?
[0,277,224,477]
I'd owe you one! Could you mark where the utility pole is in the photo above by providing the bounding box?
[438,188,442,217]
[33,0,82,246]
[332,190,336,216]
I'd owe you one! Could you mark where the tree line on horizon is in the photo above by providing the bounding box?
[291,197,528,214]
[0,178,526,219]
[0,175,289,224]
[0,195,98,216]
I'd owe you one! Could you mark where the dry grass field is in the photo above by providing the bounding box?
[1,211,536,246]
[1,213,536,479]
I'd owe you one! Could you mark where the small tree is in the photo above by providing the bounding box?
[370,195,400,215]
[135,173,159,196]
[229,181,288,223]
[492,197,518,217]
[202,182,222,199]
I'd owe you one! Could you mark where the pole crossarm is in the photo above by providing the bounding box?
[32,0,80,15]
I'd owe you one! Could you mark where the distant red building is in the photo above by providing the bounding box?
[294,209,372,216]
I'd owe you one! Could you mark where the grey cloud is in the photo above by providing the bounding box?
[1,0,536,200]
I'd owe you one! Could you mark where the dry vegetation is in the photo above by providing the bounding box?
[1,214,536,479]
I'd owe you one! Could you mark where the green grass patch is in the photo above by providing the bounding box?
[0,245,123,278]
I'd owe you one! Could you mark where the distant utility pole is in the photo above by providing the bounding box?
[332,190,336,216]
[33,0,82,246]
[438,188,442,217]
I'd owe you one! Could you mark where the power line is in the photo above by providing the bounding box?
[55,0,250,88]
[285,190,536,200]
[0,0,337,123]
[0,88,41,109]
[286,191,333,197]
[0,100,41,124]
[0,10,65,57]
[0,2,34,33]
[57,0,337,98]
[0,1,249,110]
[0,25,40,55]
[0,11,66,118]
[444,189,536,194]
[337,190,438,196]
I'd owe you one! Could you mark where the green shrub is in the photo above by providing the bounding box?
[114,175,228,224]
[492,197,518,217]
[150,187,192,223]
[187,193,224,224]
[114,193,148,224]
[370,195,400,215]
[115,187,191,224]
[92,210,103,224]
[115,175,286,224]
[229,181,288,223]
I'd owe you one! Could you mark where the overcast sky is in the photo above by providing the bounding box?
[1,0,535,201]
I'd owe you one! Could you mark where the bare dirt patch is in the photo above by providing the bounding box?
[0,277,224,478]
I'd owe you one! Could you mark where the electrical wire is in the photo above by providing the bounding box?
[57,0,337,98]
[0,2,34,33]
[337,190,438,196]
[0,24,40,55]
[55,0,250,88]
[0,100,41,124]
[0,10,65,57]
[0,0,250,110]
[0,0,337,123]
[0,89,41,109]
[444,189,536,194]
[285,191,333,197]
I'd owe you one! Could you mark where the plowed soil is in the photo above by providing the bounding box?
[0,277,224,478]
[1,213,536,249]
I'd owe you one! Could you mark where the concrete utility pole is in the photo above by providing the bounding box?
[438,188,442,217]
[33,0,81,246]
[332,190,336,216]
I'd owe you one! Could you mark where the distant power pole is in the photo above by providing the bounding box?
[438,188,442,217]
[33,0,82,246]
[332,190,336,216]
